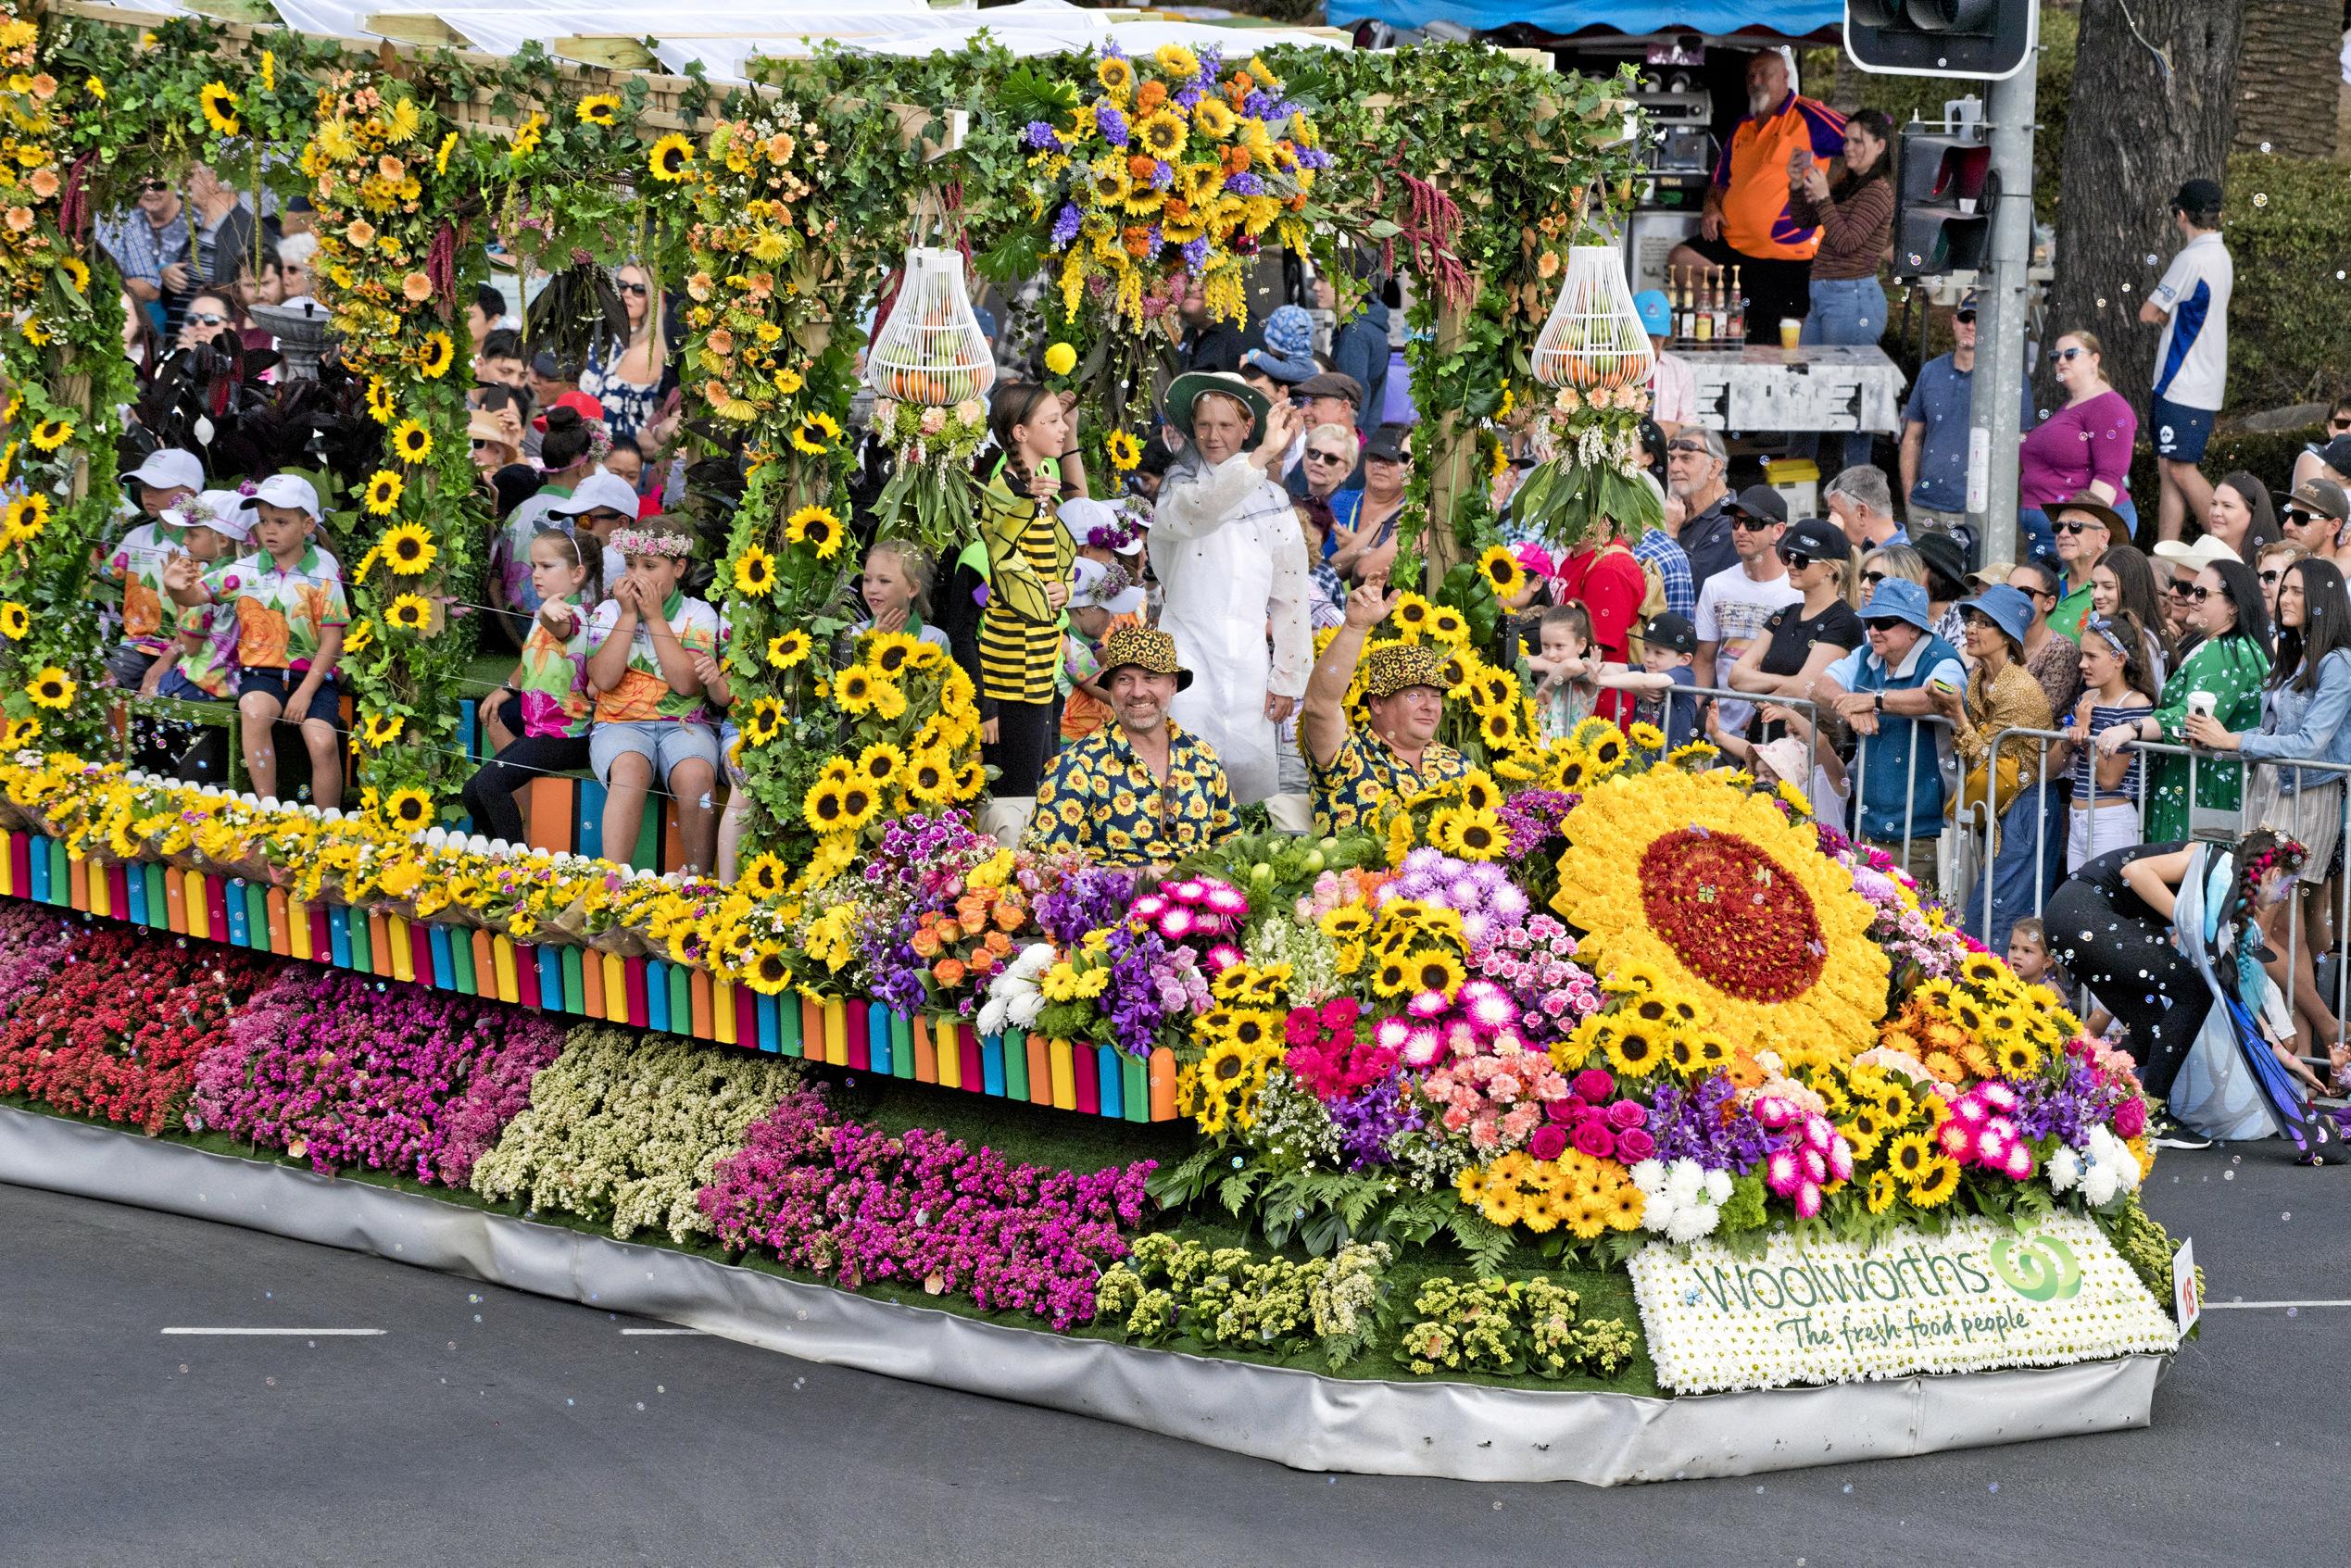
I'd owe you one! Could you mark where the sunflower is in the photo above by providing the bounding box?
[365,523,433,581]
[383,788,434,829]
[415,331,456,380]
[1134,109,1188,161]
[25,666,73,709]
[833,668,879,714]
[1959,953,2006,987]
[1407,947,1464,998]
[1436,806,1508,861]
[343,620,375,656]
[1884,1131,1933,1181]
[357,470,404,517]
[199,81,240,136]
[576,93,622,125]
[834,781,882,832]
[765,629,811,670]
[1191,97,1237,141]
[384,594,431,633]
[786,503,843,558]
[905,751,953,805]
[856,742,905,787]
[788,413,842,458]
[1477,545,1525,601]
[1865,1169,1898,1214]
[802,779,849,831]
[390,420,434,465]
[0,602,26,640]
[1426,607,1470,646]
[358,710,404,747]
[2,493,50,544]
[28,416,72,452]
[1995,1037,2041,1078]
[1552,766,1889,1058]
[3,716,39,748]
[1096,54,1136,94]
[1105,429,1142,471]
[365,376,396,423]
[740,696,786,748]
[740,853,791,899]
[732,546,778,597]
[57,257,92,295]
[1604,1021,1666,1077]
[648,132,696,182]
[743,948,795,996]
[1905,1155,1961,1208]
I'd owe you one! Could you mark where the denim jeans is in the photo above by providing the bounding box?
[1963,786,2061,955]
[1798,275,1890,476]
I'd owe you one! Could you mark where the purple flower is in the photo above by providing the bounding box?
[1181,235,1210,272]
[1222,171,1264,197]
[1050,202,1083,247]
[1024,119,1061,150]
[1095,105,1129,146]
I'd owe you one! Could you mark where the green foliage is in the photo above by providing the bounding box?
[2217,153,2351,413]
[1151,1140,1515,1273]
[2097,1196,2198,1336]
[1173,824,1385,930]
[1391,1273,1637,1379]
[1093,1232,1394,1370]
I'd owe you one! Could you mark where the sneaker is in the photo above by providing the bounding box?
[2149,1117,2210,1150]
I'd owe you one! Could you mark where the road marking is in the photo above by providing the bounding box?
[161,1327,385,1336]
[620,1327,706,1336]
[2204,1300,2351,1311]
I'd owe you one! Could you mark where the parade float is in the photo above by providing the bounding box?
[0,0,2191,1484]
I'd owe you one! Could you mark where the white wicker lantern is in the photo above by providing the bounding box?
[1529,245,1655,393]
[864,245,997,408]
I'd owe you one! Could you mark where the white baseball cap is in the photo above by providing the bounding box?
[1070,555,1146,617]
[546,471,643,521]
[165,488,254,542]
[123,448,205,495]
[238,472,322,521]
[1061,495,1147,556]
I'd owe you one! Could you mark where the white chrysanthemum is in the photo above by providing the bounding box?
[1665,1201,1718,1243]
[1703,1168,1734,1204]
[1630,1157,1668,1195]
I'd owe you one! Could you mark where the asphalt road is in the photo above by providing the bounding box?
[1,1141,2341,1568]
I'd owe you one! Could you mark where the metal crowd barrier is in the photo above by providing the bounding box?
[1840,710,1958,888]
[1650,684,1824,795]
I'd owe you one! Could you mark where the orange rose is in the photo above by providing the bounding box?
[983,929,1013,958]
[933,958,967,987]
[909,927,941,959]
[969,948,998,977]
[955,897,987,928]
[991,901,1025,932]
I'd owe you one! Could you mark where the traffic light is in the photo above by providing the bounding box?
[1845,0,2038,81]
[1891,128,1993,281]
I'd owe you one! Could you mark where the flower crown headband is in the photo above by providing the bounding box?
[610,528,691,559]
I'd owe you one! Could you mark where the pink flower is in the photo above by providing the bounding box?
[1545,1098,1578,1123]
[1528,1124,1568,1160]
[1766,1148,1801,1195]
[1615,1126,1655,1161]
[1374,1016,1413,1052]
[1406,988,1450,1019]
[1441,1106,1471,1132]
[1570,1120,1616,1160]
[1793,1180,1822,1219]
[1936,1120,1977,1162]
[1572,1068,1615,1102]
[1604,1098,1645,1130]
[2111,1098,2147,1138]
[2001,1142,2035,1179]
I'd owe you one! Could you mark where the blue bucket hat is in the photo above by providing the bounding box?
[1633,289,1672,337]
[1858,577,1933,633]
[1956,583,2032,649]
[1263,304,1314,362]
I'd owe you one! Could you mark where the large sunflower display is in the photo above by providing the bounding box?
[1551,765,1888,1056]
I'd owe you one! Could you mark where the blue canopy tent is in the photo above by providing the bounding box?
[1324,0,1840,37]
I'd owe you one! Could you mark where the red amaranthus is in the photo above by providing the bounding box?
[0,928,274,1133]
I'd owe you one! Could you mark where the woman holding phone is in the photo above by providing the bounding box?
[2097,558,2269,841]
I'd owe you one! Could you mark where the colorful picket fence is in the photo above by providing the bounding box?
[4,830,1179,1123]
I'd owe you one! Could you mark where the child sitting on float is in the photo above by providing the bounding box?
[583,513,722,873]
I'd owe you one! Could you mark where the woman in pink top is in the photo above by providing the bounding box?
[2018,328,2139,563]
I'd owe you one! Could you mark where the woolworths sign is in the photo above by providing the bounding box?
[1627,1212,2179,1394]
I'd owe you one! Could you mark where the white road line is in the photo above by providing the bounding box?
[619,1327,706,1336]
[2205,1300,2351,1311]
[161,1327,385,1336]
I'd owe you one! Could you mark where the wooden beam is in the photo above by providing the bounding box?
[550,35,657,72]
[361,12,471,47]
[182,0,281,23]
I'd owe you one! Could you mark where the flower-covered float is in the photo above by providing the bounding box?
[0,719,2193,1478]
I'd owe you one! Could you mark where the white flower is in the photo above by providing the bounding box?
[1630,1157,1667,1195]
[1665,1201,1718,1243]
[1664,1159,1705,1207]
[2047,1147,2084,1193]
[1703,1168,1733,1204]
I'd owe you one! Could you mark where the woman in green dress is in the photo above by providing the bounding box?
[2096,558,2269,841]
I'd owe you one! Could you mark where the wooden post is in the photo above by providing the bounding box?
[1420,275,1482,591]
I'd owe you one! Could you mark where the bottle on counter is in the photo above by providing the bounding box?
[1729,267,1746,342]
[1708,267,1729,343]
[1692,268,1714,343]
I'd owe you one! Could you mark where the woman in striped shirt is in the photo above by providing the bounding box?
[2057,609,2159,871]
[975,383,1078,801]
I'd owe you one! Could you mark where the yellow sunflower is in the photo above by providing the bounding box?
[361,470,405,516]
[384,594,431,633]
[383,788,434,829]
[28,417,73,452]
[648,132,696,182]
[733,546,778,597]
[1134,109,1188,161]
[2,493,50,544]
[366,376,396,423]
[359,710,404,747]
[0,602,27,640]
[789,412,842,458]
[1477,545,1525,601]
[1906,1155,1961,1208]
[378,521,436,576]
[1096,55,1136,94]
[343,620,375,656]
[786,502,844,558]
[1550,766,1889,1058]
[1105,429,1142,470]
[1865,1169,1898,1214]
[743,949,795,997]
[766,629,811,670]
[740,853,791,899]
[390,420,433,465]
[415,331,456,380]
[25,666,74,709]
[576,94,622,126]
[199,81,240,136]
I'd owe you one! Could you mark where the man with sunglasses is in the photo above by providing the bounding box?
[1817,577,1965,887]
[2277,476,2350,565]
[1693,487,1800,734]
[2045,492,2131,642]
[96,178,195,338]
[2291,430,2351,505]
[1666,430,1738,587]
[2140,179,2232,548]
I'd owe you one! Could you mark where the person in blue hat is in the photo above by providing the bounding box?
[1631,288,1695,434]
[1818,576,1965,887]
[1928,582,2056,949]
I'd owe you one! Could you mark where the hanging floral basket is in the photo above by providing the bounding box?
[865,246,996,408]
[1529,245,1654,393]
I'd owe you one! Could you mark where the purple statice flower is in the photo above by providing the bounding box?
[1175,83,1203,110]
[2012,1055,2100,1148]
[1222,171,1264,197]
[1241,89,1276,120]
[1150,158,1176,191]
[1329,1070,1424,1171]
[1050,201,1083,247]
[1180,235,1210,272]
[1645,1075,1775,1175]
[1296,146,1332,171]
[1024,119,1061,151]
[1095,104,1129,146]
[1498,788,1577,857]
[1035,864,1138,948]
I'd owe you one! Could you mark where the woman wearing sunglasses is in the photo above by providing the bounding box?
[1297,424,1362,543]
[580,260,680,458]
[1727,517,1861,741]
[2097,558,2270,843]
[2018,330,2138,564]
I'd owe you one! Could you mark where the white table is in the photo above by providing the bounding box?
[1676,344,1908,435]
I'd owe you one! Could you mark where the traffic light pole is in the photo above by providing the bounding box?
[1965,54,2036,568]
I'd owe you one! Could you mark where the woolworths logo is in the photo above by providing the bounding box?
[1989,1230,2081,1302]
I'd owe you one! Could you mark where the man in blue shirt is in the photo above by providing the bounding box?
[1815,578,1965,890]
[1899,294,2035,541]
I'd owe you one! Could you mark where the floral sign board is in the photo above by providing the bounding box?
[1628,1213,2178,1394]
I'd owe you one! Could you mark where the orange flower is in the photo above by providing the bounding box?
[983,929,1013,957]
[1137,81,1167,113]
[909,927,942,959]
[1122,225,1152,257]
[706,327,734,356]
[933,958,967,987]
[686,270,714,301]
[701,378,731,406]
[401,270,433,302]
[764,132,796,162]
[378,155,407,181]
[969,948,999,977]
[4,207,32,234]
[1726,1049,1767,1090]
[29,73,58,101]
[937,919,963,944]
[345,219,376,247]
[1126,154,1156,182]
[28,168,59,200]
[991,900,1025,933]
[1224,144,1252,173]
[744,270,775,301]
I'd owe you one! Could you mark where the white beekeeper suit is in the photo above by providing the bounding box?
[1151,449,1313,803]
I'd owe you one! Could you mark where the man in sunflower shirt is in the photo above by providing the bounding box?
[1025,626,1236,870]
[1301,582,1470,834]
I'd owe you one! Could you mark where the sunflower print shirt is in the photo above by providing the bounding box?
[202,544,348,673]
[1025,721,1237,869]
[1310,725,1469,835]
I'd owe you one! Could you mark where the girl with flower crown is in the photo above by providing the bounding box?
[582,514,722,872]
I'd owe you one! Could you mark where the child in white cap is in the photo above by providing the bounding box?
[104,447,206,692]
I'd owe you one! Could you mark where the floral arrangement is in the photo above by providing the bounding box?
[1093,1233,1394,1371]
[191,965,566,1185]
[698,1081,1154,1330]
[0,923,273,1133]
[471,1025,802,1244]
[1394,1273,1639,1380]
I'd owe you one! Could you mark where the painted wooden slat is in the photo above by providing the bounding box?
[843,1002,869,1071]
[563,945,589,1014]
[44,837,68,907]
[368,912,394,977]
[1025,1033,1052,1107]
[450,926,477,996]
[1122,1054,1149,1124]
[329,903,354,968]
[427,924,456,989]
[161,865,186,933]
[222,879,250,946]
[958,1027,983,1097]
[66,854,90,914]
[889,1011,913,1080]
[471,930,497,997]
[244,882,270,953]
[734,985,757,1049]
[1072,1043,1100,1115]
[822,997,846,1066]
[525,776,574,854]
[388,915,417,984]
[507,940,535,1009]
[980,1034,1005,1098]
[666,965,691,1038]
[798,995,822,1060]
[912,1016,938,1084]
[183,871,212,941]
[1047,1038,1076,1111]
[126,859,150,926]
[646,959,673,1033]
[107,863,132,924]
[0,830,18,897]
[600,950,629,1023]
[712,978,737,1045]
[625,957,650,1028]
[935,1018,962,1089]
[1096,1046,1122,1120]
[202,873,230,944]
[774,990,801,1057]
[1149,1047,1178,1122]
[534,945,566,1010]
[864,1002,891,1075]
[1003,1028,1029,1101]
[753,992,778,1052]
[688,967,713,1038]
[88,859,113,921]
